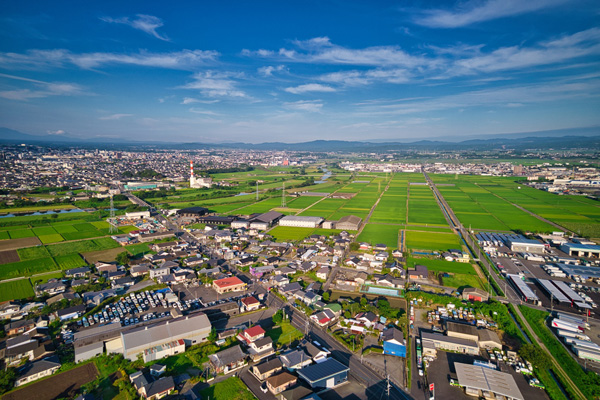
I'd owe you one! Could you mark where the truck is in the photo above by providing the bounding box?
[557,313,590,329]
[556,329,590,341]
[550,318,584,333]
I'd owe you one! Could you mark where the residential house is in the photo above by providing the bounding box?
[271,275,290,287]
[280,282,302,297]
[299,340,330,363]
[15,356,61,387]
[310,309,336,327]
[252,358,283,381]
[57,304,86,321]
[4,319,36,336]
[213,276,247,294]
[140,376,175,400]
[241,296,260,312]
[316,267,329,280]
[209,344,246,374]
[382,327,406,357]
[297,358,349,389]
[355,311,378,328]
[267,372,297,395]
[408,265,428,280]
[65,267,90,278]
[280,349,312,371]
[130,264,150,277]
[96,262,117,275]
[35,281,66,296]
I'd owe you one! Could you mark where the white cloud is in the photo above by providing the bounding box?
[356,79,600,116]
[0,49,218,70]
[258,65,285,76]
[284,83,336,94]
[47,129,66,135]
[181,71,248,98]
[283,100,323,112]
[0,74,85,101]
[99,113,133,120]
[189,108,219,115]
[100,14,169,41]
[414,0,569,28]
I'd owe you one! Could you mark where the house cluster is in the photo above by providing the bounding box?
[332,268,405,292]
[210,337,349,398]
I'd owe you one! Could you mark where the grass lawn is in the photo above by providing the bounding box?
[266,321,304,347]
[199,377,256,400]
[118,225,138,234]
[32,271,65,284]
[0,279,34,302]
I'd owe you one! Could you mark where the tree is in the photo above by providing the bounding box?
[322,291,330,302]
[116,251,131,266]
[272,310,284,325]
[208,327,218,342]
[518,343,550,369]
[0,368,16,395]
[360,297,368,308]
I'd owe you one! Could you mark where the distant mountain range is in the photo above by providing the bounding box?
[1,126,599,152]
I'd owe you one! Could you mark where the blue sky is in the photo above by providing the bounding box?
[0,0,599,143]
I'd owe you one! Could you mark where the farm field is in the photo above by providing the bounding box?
[0,278,34,302]
[0,257,58,280]
[407,184,448,226]
[82,247,126,264]
[357,224,399,248]
[2,362,99,400]
[268,226,316,242]
[406,256,477,275]
[125,243,151,258]
[404,231,462,251]
[54,254,87,270]
[442,273,484,290]
[0,250,19,264]
[431,174,590,234]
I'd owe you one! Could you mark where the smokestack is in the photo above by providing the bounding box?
[190,161,194,178]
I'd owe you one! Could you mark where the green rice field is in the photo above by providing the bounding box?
[0,279,34,302]
[357,224,399,248]
[405,231,462,251]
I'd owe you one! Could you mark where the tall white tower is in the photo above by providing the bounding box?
[190,161,196,187]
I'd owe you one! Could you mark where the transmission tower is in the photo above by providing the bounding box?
[108,195,117,234]
[281,181,286,207]
[256,181,259,201]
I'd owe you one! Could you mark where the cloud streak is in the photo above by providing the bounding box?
[0,49,219,70]
[181,71,248,98]
[413,0,569,28]
[100,14,169,41]
[284,83,336,94]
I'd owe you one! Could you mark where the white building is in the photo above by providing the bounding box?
[279,215,324,228]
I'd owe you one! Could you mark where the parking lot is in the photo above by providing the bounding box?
[424,351,550,400]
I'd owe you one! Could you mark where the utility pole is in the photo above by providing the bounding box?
[109,195,117,234]
[281,181,286,208]
[256,181,258,201]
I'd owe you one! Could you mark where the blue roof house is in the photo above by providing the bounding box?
[382,327,406,357]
